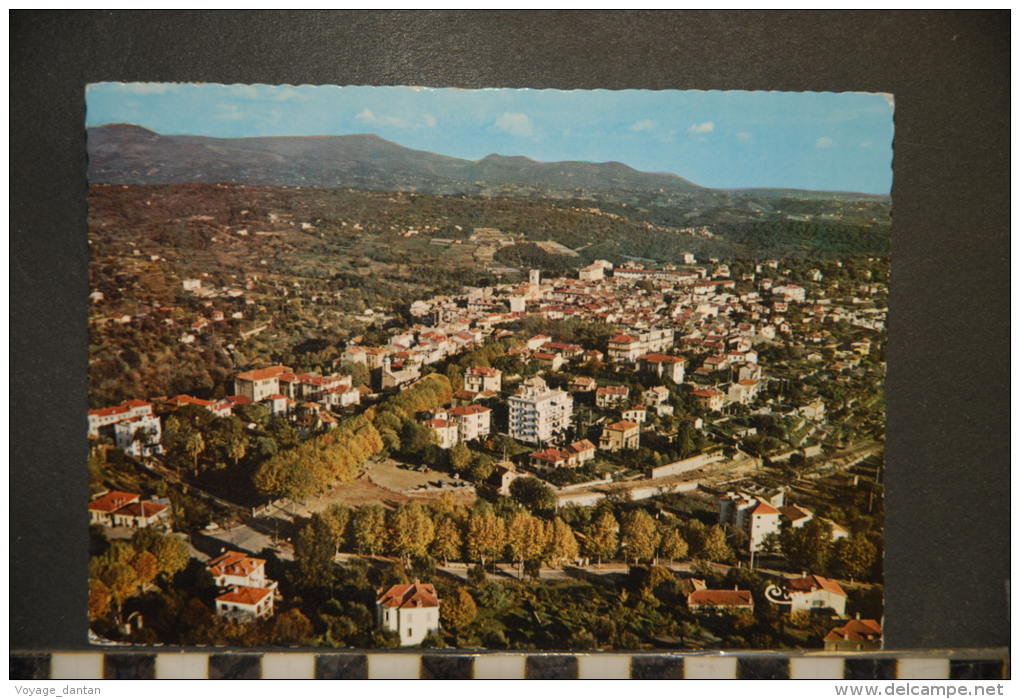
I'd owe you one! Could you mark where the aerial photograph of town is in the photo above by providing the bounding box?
[85,83,891,651]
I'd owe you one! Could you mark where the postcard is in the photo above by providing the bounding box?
[85,83,891,651]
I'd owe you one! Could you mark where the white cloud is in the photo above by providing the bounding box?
[687,121,714,134]
[815,136,836,149]
[860,140,874,148]
[214,103,245,121]
[355,108,434,130]
[736,131,752,142]
[493,112,535,138]
[629,119,656,132]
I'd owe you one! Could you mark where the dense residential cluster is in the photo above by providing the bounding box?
[88,250,886,650]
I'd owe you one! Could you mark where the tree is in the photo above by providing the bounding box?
[449,443,472,473]
[701,525,735,564]
[465,509,505,567]
[101,562,140,620]
[389,502,436,565]
[621,510,660,564]
[184,431,206,476]
[781,519,833,573]
[430,517,463,566]
[319,505,351,553]
[352,505,389,555]
[295,517,337,587]
[509,477,557,513]
[465,453,495,483]
[151,535,190,577]
[131,550,159,587]
[506,511,547,578]
[400,420,436,454]
[440,586,477,631]
[88,579,112,620]
[659,527,689,562]
[832,535,877,581]
[587,511,619,566]
[545,517,579,565]
[268,609,314,645]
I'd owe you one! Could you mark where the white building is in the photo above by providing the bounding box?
[377,581,441,646]
[233,365,292,402]
[208,551,269,589]
[422,417,459,449]
[508,377,574,445]
[464,366,502,393]
[719,491,782,552]
[87,399,154,438]
[114,414,163,458]
[786,574,847,616]
[447,404,492,442]
[215,586,275,620]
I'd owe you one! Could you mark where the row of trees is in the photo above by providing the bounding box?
[253,412,384,501]
[293,497,738,589]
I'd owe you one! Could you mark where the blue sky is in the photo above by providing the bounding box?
[86,83,894,194]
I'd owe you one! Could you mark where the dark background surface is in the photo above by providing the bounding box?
[10,10,1009,650]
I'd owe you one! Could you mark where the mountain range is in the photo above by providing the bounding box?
[87,124,886,204]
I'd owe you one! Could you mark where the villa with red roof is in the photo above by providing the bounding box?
[464,366,502,393]
[638,353,686,383]
[447,404,492,441]
[377,581,441,646]
[719,491,783,553]
[786,574,847,616]
[88,491,140,525]
[687,588,754,614]
[233,365,292,402]
[215,585,275,620]
[87,399,153,438]
[208,550,269,589]
[824,617,882,651]
[600,420,640,452]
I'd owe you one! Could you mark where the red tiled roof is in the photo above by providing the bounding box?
[114,501,168,518]
[424,418,454,428]
[235,365,291,381]
[605,420,639,431]
[692,388,724,397]
[688,589,753,607]
[787,574,847,597]
[531,448,569,463]
[467,367,499,376]
[378,582,440,609]
[216,585,273,606]
[208,551,266,579]
[88,491,140,513]
[639,353,685,364]
[569,439,596,453]
[596,385,629,395]
[608,334,639,344]
[89,405,129,418]
[453,389,478,400]
[823,619,882,642]
[448,405,490,416]
[750,500,780,516]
